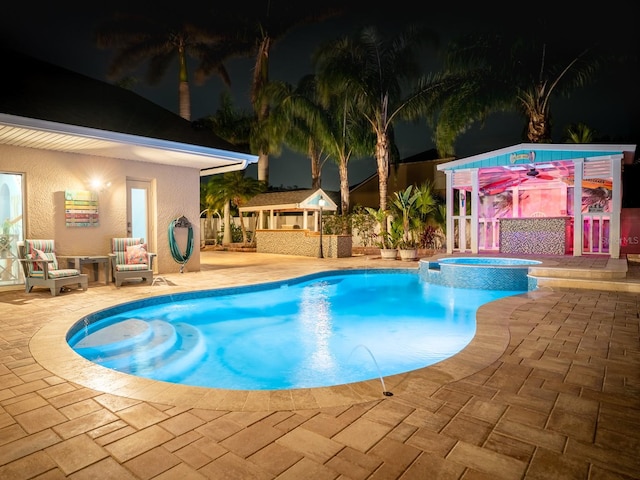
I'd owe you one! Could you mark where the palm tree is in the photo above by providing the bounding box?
[440,21,613,150]
[206,2,347,185]
[262,76,330,190]
[313,25,460,213]
[200,181,226,245]
[217,172,266,245]
[564,122,595,143]
[199,92,253,151]
[263,75,372,216]
[95,9,232,121]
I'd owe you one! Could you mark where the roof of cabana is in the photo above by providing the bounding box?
[239,189,338,213]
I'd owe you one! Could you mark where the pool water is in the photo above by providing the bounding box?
[67,269,525,390]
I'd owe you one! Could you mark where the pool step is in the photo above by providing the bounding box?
[529,258,640,292]
[74,319,207,380]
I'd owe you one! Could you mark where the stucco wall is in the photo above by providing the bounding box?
[0,143,201,278]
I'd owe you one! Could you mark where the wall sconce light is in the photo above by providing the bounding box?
[90,179,111,192]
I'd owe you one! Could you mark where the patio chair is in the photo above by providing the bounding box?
[18,240,88,296]
[109,237,155,287]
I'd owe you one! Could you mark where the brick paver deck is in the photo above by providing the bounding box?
[1,252,638,479]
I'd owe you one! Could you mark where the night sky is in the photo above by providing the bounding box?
[2,3,638,190]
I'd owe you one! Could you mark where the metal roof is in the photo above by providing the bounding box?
[240,189,338,212]
[437,143,636,172]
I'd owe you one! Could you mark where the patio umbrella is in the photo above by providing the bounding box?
[168,216,194,273]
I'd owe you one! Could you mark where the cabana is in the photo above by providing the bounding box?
[239,189,351,257]
[239,188,338,230]
[437,143,637,258]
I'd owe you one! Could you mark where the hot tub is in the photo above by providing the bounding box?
[419,257,541,290]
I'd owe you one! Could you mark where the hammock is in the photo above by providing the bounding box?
[168,216,194,273]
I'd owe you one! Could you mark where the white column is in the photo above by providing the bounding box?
[610,155,622,259]
[459,189,466,252]
[471,169,479,254]
[445,172,453,253]
[573,159,584,256]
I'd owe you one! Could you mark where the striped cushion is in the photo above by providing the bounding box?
[111,238,147,266]
[30,268,82,279]
[115,263,150,272]
[25,239,58,274]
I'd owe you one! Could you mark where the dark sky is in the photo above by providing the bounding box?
[3,3,638,190]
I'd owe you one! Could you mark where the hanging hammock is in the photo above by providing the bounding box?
[168,215,194,273]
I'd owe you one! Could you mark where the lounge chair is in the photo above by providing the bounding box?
[18,240,88,296]
[109,237,155,287]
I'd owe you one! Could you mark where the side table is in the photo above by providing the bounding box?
[59,255,110,286]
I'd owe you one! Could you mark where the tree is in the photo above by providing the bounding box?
[563,123,595,144]
[206,1,347,185]
[96,9,232,121]
[439,19,618,151]
[262,76,330,190]
[313,24,460,213]
[263,74,372,216]
[205,172,266,245]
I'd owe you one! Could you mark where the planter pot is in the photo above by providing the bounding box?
[380,248,398,260]
[398,248,418,261]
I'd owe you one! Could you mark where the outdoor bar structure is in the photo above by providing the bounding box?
[239,188,352,258]
[437,143,637,259]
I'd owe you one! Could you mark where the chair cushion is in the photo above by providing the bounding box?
[115,263,150,272]
[33,248,59,270]
[25,240,58,274]
[47,269,82,278]
[125,244,148,264]
[112,238,146,266]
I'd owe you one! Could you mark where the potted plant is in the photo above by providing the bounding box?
[391,186,421,261]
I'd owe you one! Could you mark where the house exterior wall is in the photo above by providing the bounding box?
[0,143,201,279]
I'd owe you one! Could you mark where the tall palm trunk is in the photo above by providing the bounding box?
[252,36,272,184]
[177,44,191,121]
[375,132,391,212]
[338,160,349,217]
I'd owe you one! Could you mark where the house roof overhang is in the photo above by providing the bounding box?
[0,113,259,176]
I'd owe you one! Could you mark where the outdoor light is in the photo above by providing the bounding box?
[318,197,326,258]
[90,179,111,192]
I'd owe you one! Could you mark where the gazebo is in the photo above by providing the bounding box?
[437,143,637,258]
[239,188,338,231]
[239,189,351,258]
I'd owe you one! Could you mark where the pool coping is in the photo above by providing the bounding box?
[29,264,557,412]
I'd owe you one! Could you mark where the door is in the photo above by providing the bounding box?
[126,179,152,245]
[0,172,25,286]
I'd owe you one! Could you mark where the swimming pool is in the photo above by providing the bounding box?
[67,269,526,391]
[420,257,541,290]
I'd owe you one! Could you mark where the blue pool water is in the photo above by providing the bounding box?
[67,269,526,391]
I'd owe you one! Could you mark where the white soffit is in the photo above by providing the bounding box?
[0,114,258,175]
